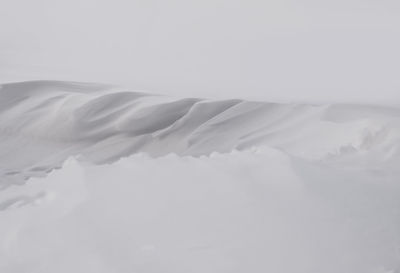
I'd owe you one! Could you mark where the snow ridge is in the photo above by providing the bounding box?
[0,80,399,187]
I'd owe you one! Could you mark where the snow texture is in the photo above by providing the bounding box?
[0,81,400,272]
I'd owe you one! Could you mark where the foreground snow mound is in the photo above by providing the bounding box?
[1,150,400,273]
[1,81,399,187]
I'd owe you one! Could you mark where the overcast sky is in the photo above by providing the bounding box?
[1,0,400,103]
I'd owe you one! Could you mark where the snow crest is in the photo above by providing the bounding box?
[1,81,400,272]
[1,81,399,185]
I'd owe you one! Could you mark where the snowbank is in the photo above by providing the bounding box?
[1,81,399,186]
[0,81,400,272]
[1,150,400,273]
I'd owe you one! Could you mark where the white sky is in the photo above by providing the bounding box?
[1,0,400,103]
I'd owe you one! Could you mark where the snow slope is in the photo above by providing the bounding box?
[0,81,400,272]
[1,81,399,183]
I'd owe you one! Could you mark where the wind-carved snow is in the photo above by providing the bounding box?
[0,81,400,272]
[1,81,399,181]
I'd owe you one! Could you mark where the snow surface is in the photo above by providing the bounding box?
[0,81,400,272]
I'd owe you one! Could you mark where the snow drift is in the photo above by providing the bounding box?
[0,81,400,272]
[1,81,399,185]
[1,151,400,273]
